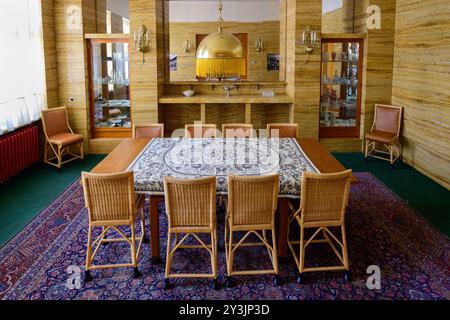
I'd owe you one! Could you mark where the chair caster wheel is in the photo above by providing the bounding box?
[101,241,108,246]
[84,270,92,282]
[133,267,141,279]
[57,168,63,174]
[364,157,369,163]
[164,279,171,290]
[273,275,282,286]
[225,276,234,288]
[390,164,395,169]
[142,235,149,244]
[344,271,351,282]
[212,279,221,290]
[296,273,304,284]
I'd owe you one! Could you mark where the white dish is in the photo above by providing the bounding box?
[182,90,195,97]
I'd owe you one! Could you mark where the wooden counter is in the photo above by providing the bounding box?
[158,94,293,104]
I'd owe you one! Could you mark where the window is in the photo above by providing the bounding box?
[0,0,46,133]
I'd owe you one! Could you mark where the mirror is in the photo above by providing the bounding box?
[322,0,368,34]
[94,0,130,34]
[166,0,285,82]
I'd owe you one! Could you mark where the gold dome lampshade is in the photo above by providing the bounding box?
[196,1,246,79]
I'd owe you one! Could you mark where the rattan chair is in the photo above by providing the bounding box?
[41,106,83,172]
[287,170,352,284]
[81,171,148,281]
[185,123,217,138]
[222,123,254,138]
[267,123,298,138]
[163,176,219,290]
[365,104,403,168]
[225,174,281,287]
[133,123,164,139]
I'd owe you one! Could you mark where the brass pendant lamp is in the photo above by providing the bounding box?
[196,0,246,79]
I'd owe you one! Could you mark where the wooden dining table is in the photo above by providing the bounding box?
[91,137,356,264]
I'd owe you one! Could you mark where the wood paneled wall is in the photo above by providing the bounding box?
[322,8,342,33]
[285,0,322,139]
[391,0,450,189]
[168,21,281,82]
[322,0,368,34]
[53,0,90,151]
[41,0,59,109]
[360,0,396,139]
[129,0,167,126]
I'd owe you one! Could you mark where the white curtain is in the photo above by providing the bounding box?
[0,0,45,134]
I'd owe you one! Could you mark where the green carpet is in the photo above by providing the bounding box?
[0,153,448,247]
[334,153,450,237]
[0,155,105,246]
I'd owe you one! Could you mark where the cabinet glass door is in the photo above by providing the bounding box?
[319,38,363,138]
[88,38,131,138]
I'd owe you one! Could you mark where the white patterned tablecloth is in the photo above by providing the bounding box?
[127,138,319,198]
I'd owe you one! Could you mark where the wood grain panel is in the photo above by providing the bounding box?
[41,0,59,109]
[162,104,201,136]
[54,0,90,151]
[285,0,322,139]
[360,0,396,139]
[391,0,450,189]
[129,0,167,126]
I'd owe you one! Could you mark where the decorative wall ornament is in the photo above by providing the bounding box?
[183,40,191,56]
[301,25,318,62]
[255,38,263,52]
[134,25,150,63]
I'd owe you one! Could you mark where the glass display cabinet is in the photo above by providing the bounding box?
[87,37,131,138]
[319,38,363,138]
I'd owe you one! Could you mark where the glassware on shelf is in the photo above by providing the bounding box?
[331,52,337,61]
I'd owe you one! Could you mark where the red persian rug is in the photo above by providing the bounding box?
[0,173,448,300]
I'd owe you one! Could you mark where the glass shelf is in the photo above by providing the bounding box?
[321,83,358,86]
[88,38,131,138]
[322,60,359,63]
[320,38,363,138]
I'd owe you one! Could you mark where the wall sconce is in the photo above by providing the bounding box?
[183,40,191,56]
[134,25,150,63]
[255,38,263,52]
[301,25,317,62]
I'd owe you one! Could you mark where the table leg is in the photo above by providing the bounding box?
[277,198,289,261]
[150,195,163,264]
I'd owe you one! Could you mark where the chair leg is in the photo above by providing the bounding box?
[225,276,234,288]
[44,142,48,164]
[211,231,218,286]
[299,225,305,274]
[341,225,349,271]
[164,278,171,290]
[296,272,304,284]
[130,224,140,278]
[57,145,62,169]
[364,139,369,161]
[85,225,93,282]
[271,228,279,275]
[211,229,220,290]
[228,230,234,277]
[80,142,84,160]
[164,232,173,289]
